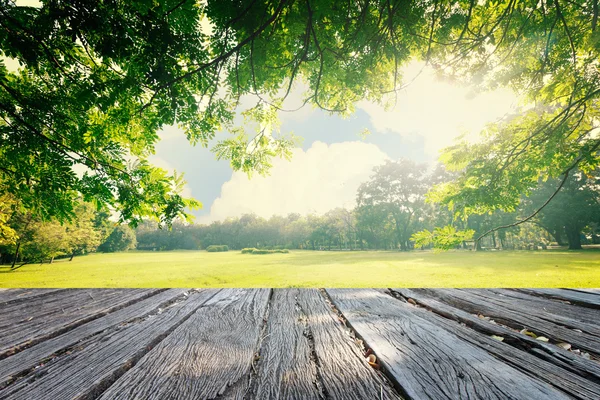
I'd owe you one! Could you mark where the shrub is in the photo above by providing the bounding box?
[250,249,290,254]
[206,245,229,252]
[251,249,270,254]
[241,248,257,254]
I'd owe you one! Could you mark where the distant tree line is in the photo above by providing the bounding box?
[1,160,598,265]
[136,161,600,252]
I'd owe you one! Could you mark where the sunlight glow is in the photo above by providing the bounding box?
[359,60,519,157]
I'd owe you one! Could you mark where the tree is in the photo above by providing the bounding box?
[66,200,103,259]
[357,160,429,250]
[0,193,18,247]
[98,225,137,253]
[526,170,600,249]
[284,217,310,249]
[355,204,396,249]
[20,220,70,263]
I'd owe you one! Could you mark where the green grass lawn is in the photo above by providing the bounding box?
[1,249,599,288]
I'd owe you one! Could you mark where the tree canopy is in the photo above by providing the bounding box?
[0,0,598,234]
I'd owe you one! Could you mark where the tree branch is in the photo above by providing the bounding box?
[139,0,289,114]
[553,0,577,64]
[475,139,600,246]
[593,0,599,31]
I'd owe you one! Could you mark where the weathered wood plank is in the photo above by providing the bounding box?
[467,289,600,336]
[486,289,600,329]
[327,289,569,400]
[393,289,600,399]
[0,289,69,306]
[248,289,401,399]
[252,289,319,400]
[518,289,600,309]
[0,289,219,400]
[0,289,186,387]
[571,289,600,295]
[0,289,158,358]
[422,289,600,356]
[98,288,269,400]
[396,289,600,381]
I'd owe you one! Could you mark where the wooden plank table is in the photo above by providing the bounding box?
[0,288,598,399]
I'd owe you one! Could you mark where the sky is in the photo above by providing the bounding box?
[152,61,519,224]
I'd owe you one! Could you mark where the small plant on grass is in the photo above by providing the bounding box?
[411,226,475,252]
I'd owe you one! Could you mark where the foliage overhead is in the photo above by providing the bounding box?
[0,0,598,229]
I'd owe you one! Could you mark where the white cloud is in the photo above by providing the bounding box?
[359,61,519,157]
[199,141,389,222]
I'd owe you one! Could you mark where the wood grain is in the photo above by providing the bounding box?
[393,288,600,399]
[0,290,69,306]
[487,289,600,329]
[0,289,186,387]
[517,289,600,309]
[251,289,401,399]
[419,289,600,356]
[0,289,157,358]
[98,289,270,400]
[327,289,569,400]
[0,289,218,400]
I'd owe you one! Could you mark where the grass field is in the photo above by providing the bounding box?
[1,249,599,288]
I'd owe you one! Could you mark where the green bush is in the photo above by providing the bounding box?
[206,245,229,252]
[251,249,270,254]
[241,248,257,254]
[250,249,289,254]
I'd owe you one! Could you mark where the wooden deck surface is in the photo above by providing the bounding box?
[0,288,598,399]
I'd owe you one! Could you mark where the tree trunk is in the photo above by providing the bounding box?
[565,227,583,250]
[50,256,54,264]
[11,241,21,269]
[70,253,75,261]
[548,229,567,246]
